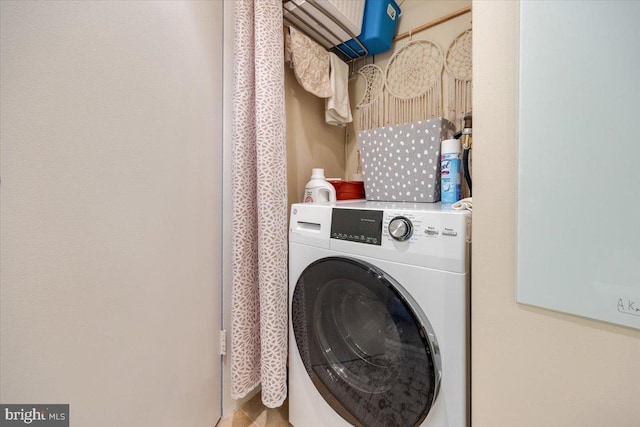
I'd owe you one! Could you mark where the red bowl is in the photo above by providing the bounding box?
[328,180,365,200]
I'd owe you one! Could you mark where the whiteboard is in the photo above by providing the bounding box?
[517,1,640,330]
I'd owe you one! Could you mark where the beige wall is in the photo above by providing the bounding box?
[286,1,475,201]
[346,0,472,182]
[285,68,346,207]
[472,2,640,426]
[222,0,237,418]
[0,2,222,426]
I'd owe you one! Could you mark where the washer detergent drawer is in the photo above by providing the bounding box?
[289,203,332,248]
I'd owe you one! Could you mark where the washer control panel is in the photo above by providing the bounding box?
[380,209,469,244]
[290,202,470,273]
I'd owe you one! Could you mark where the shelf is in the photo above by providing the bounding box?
[282,0,368,63]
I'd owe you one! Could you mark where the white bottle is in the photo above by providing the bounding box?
[441,138,461,204]
[303,168,336,203]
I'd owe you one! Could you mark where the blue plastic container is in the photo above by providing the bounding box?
[338,0,401,58]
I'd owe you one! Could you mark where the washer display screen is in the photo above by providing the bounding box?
[330,209,383,245]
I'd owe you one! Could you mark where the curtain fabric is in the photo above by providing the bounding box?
[231,0,288,408]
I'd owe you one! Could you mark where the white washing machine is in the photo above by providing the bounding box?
[288,201,470,427]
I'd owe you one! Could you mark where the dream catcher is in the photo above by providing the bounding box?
[355,64,385,131]
[384,39,444,125]
[445,29,472,129]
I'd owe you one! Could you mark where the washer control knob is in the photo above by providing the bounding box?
[388,216,413,241]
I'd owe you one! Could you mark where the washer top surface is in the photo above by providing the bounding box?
[313,199,468,213]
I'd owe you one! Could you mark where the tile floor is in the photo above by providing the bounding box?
[217,392,290,427]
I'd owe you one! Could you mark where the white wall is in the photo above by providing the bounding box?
[472,2,640,426]
[0,2,223,426]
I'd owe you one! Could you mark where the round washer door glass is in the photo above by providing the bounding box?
[292,257,441,427]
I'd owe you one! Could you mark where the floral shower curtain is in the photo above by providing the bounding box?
[231,0,288,408]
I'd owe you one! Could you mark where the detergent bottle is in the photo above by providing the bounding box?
[303,168,337,203]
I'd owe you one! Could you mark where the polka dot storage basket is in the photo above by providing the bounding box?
[357,118,456,202]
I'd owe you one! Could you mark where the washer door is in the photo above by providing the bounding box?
[292,257,441,427]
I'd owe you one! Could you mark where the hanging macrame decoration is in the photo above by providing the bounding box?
[384,39,444,126]
[355,64,385,131]
[445,29,472,129]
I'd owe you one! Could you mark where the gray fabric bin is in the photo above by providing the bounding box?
[358,118,456,202]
